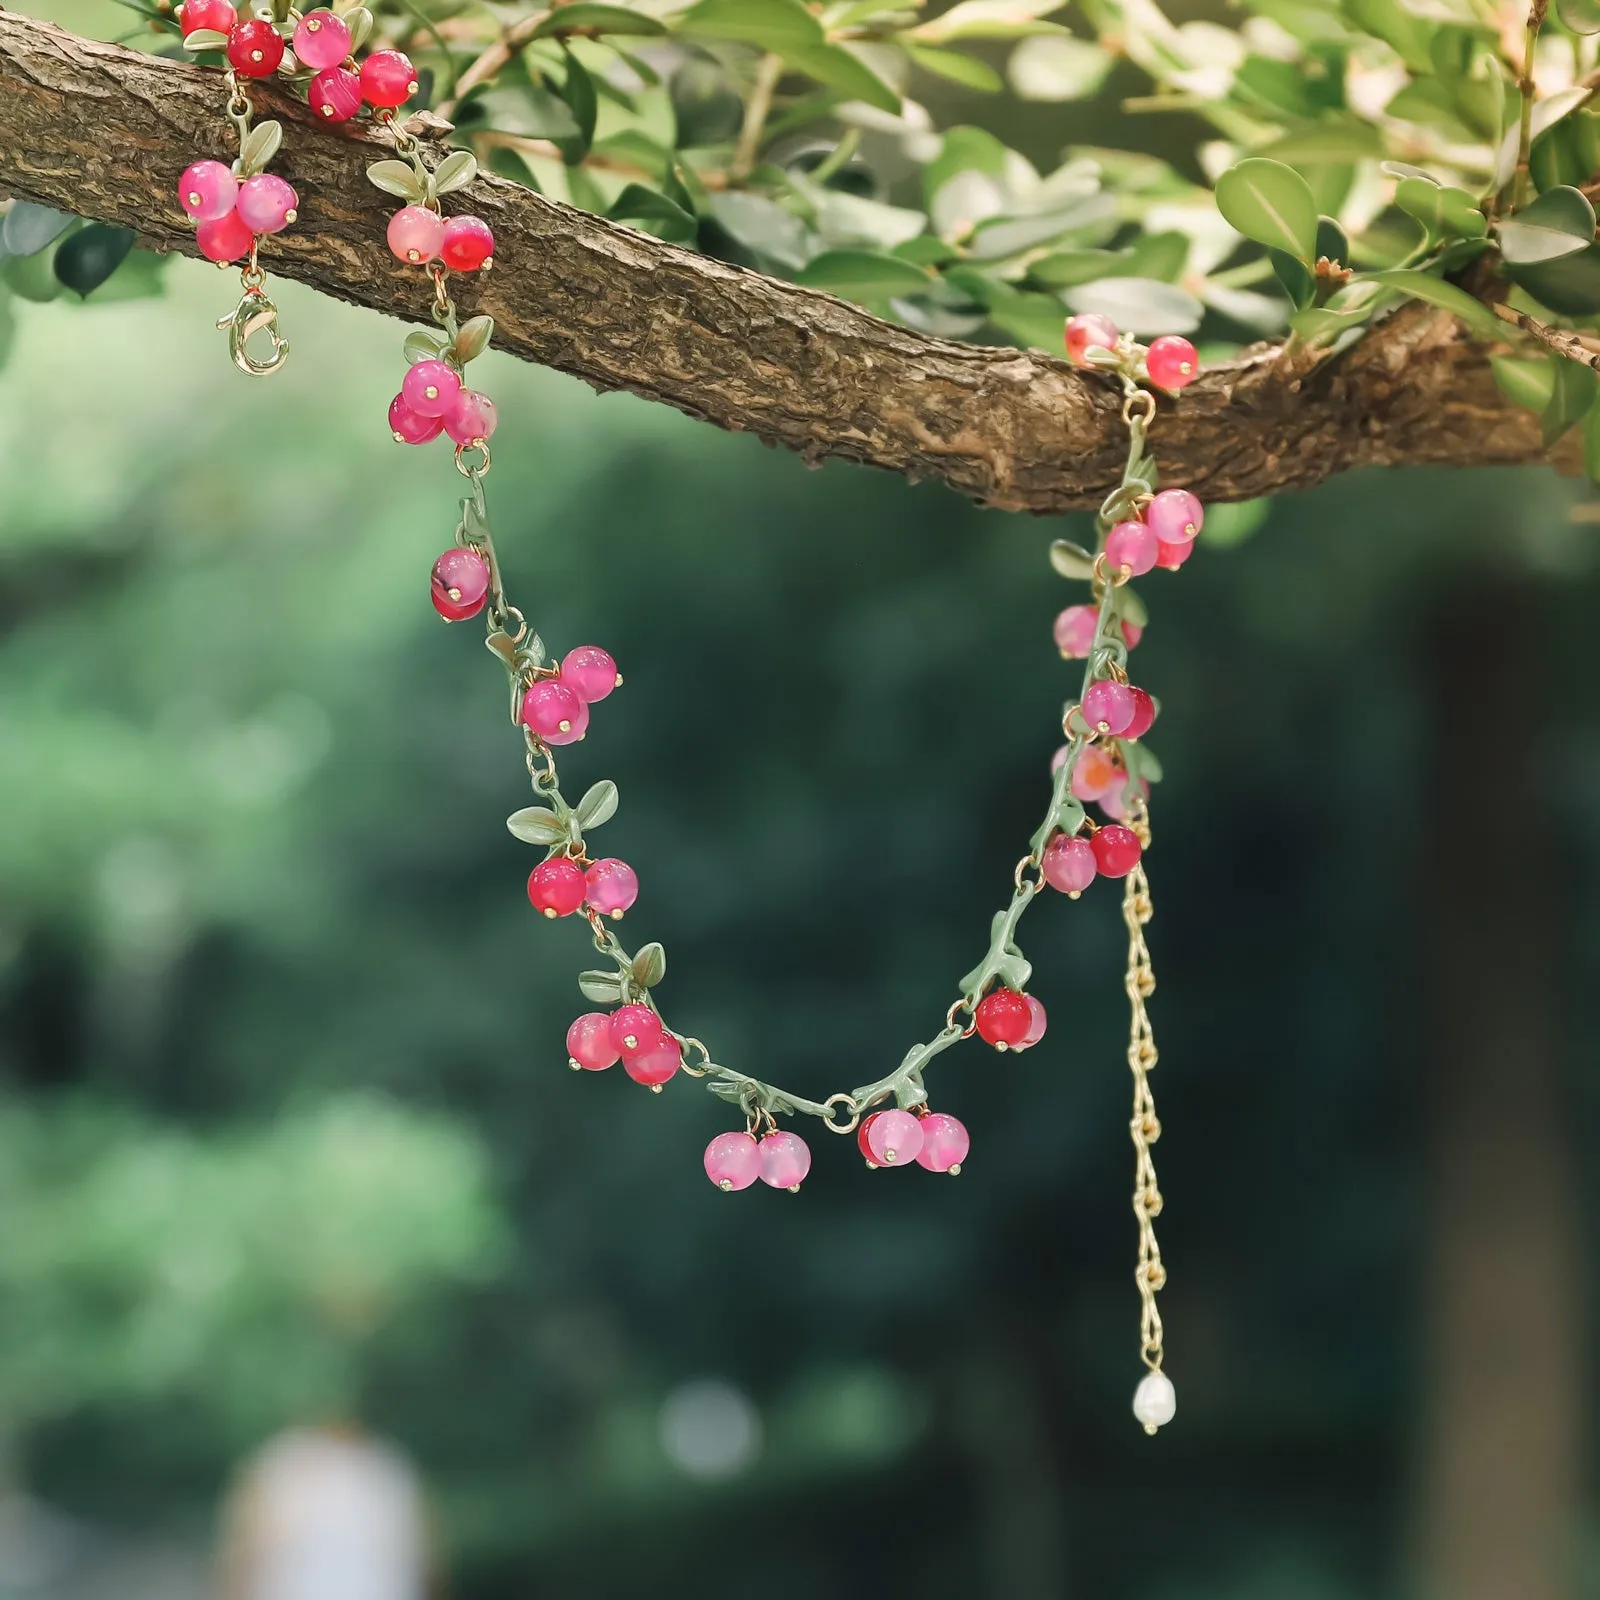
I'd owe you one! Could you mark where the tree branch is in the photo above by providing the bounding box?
[0,12,1580,512]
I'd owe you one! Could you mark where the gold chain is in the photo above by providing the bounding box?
[1121,799,1167,1376]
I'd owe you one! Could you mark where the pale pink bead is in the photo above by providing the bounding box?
[401,359,460,419]
[864,1108,923,1167]
[309,66,362,121]
[1146,489,1203,545]
[626,1037,680,1087]
[1053,603,1099,659]
[561,646,620,704]
[389,392,444,445]
[566,1012,619,1071]
[1083,680,1135,735]
[521,679,589,745]
[178,159,238,222]
[387,204,444,264]
[1050,744,1071,775]
[444,391,498,445]
[1065,312,1117,365]
[1018,995,1047,1049]
[584,858,638,918]
[292,8,350,70]
[915,1112,969,1174]
[704,1131,761,1191]
[235,173,297,235]
[1104,518,1159,578]
[1042,833,1097,895]
[196,210,255,263]
[1122,620,1144,650]
[1100,773,1150,821]
[1070,744,1119,803]
[758,1131,811,1190]
[1146,335,1198,391]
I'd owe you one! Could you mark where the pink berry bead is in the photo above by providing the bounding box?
[388,205,444,264]
[567,1012,619,1071]
[975,988,1031,1049]
[560,646,620,704]
[309,66,363,121]
[1043,833,1097,895]
[292,8,350,70]
[1017,995,1048,1050]
[705,1132,761,1191]
[180,0,236,38]
[584,858,638,919]
[235,173,298,235]
[1100,773,1150,823]
[625,1037,680,1087]
[1092,824,1143,878]
[609,1004,664,1059]
[196,210,255,264]
[758,1130,811,1190]
[1146,489,1203,545]
[178,160,238,222]
[402,359,460,419]
[521,679,589,746]
[1083,680,1135,736]
[1157,537,1196,571]
[430,547,489,622]
[527,858,586,918]
[915,1112,969,1174]
[1105,518,1158,578]
[1053,604,1099,659]
[864,1108,924,1167]
[227,18,284,77]
[361,48,418,107]
[444,391,498,446]
[440,215,495,273]
[1065,312,1117,365]
[389,392,444,445]
[1123,687,1156,741]
[1147,335,1199,391]
[1071,744,1119,803]
[1050,744,1071,776]
[1122,619,1144,650]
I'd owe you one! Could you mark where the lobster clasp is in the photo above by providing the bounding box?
[217,288,290,376]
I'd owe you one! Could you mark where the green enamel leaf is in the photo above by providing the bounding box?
[431,150,479,197]
[574,781,619,830]
[578,970,625,1004]
[181,26,230,49]
[403,329,446,364]
[507,807,569,845]
[1490,355,1556,414]
[1368,270,1500,338]
[366,160,428,203]
[453,315,495,366]
[530,3,668,38]
[1214,158,1319,265]
[631,944,667,988]
[238,120,283,179]
[1498,185,1596,265]
[1048,540,1096,580]
[796,249,932,301]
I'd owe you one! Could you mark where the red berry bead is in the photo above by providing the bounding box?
[388,205,444,265]
[521,679,589,746]
[609,1004,663,1059]
[1122,619,1144,650]
[196,210,255,264]
[1146,335,1198,391]
[389,392,444,445]
[915,1112,969,1174]
[1042,833,1097,896]
[1105,518,1158,578]
[1156,536,1196,571]
[1082,680,1135,736]
[309,66,363,121]
[857,1112,881,1165]
[567,1012,619,1071]
[561,646,620,704]
[1070,744,1119,803]
[228,19,284,77]
[235,173,298,235]
[974,988,1031,1049]
[178,160,238,222]
[584,858,638,919]
[180,0,236,37]
[864,1108,924,1166]
[401,359,460,420]
[291,8,350,70]
[1065,312,1117,365]
[758,1130,811,1190]
[430,548,489,621]
[1017,995,1048,1050]
[705,1131,761,1190]
[527,857,586,918]
[361,48,418,107]
[627,1039,680,1086]
[440,215,495,272]
[1091,824,1143,878]
[443,391,498,446]
[1146,488,1203,545]
[1123,687,1156,741]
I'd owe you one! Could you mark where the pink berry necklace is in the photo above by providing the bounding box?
[171,24,1200,1434]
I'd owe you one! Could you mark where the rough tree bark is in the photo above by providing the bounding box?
[0,11,1582,512]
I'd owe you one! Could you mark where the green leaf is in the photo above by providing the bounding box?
[574,781,619,830]
[631,943,667,988]
[530,3,668,37]
[1006,35,1111,100]
[609,183,699,243]
[1290,303,1378,342]
[404,329,447,364]
[181,26,230,49]
[1395,177,1486,241]
[1,201,75,258]
[795,249,932,301]
[507,807,570,845]
[2,244,66,302]
[558,52,599,162]
[1368,270,1500,338]
[1498,185,1596,265]
[781,43,900,113]
[237,119,283,179]
[474,85,582,141]
[1316,215,1350,263]
[1048,539,1096,580]
[965,199,1113,261]
[1490,356,1556,413]
[911,0,1068,43]
[1504,242,1600,315]
[1543,356,1596,446]
[453,315,495,365]
[1063,276,1203,335]
[1558,0,1600,33]
[676,0,823,48]
[344,6,373,50]
[1215,158,1319,264]
[1270,249,1315,309]
[1200,499,1271,547]
[708,192,812,269]
[431,150,479,197]
[578,970,625,1004]
[53,224,135,298]
[1582,396,1600,480]
[366,160,428,203]
[905,43,1003,92]
[1345,0,1434,72]
[0,284,15,373]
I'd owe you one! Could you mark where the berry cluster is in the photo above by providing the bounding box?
[704,1129,813,1192]
[393,360,499,451]
[520,646,622,746]
[857,1108,970,1173]
[388,208,494,273]
[568,1005,682,1087]
[1065,314,1199,394]
[529,855,639,921]
[179,157,297,265]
